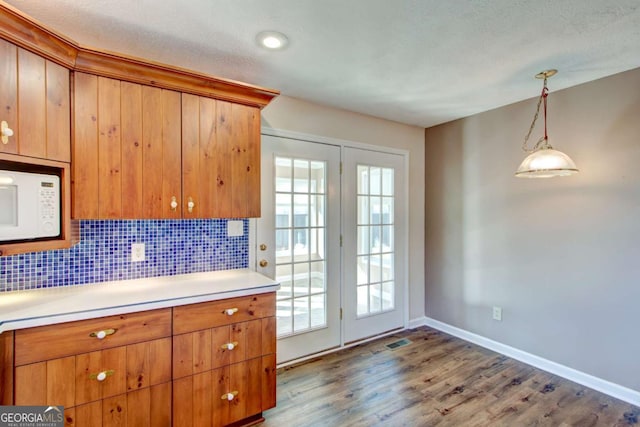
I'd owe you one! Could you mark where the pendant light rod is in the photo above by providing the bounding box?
[522,69,556,153]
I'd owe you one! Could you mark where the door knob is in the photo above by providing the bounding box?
[259,260,268,267]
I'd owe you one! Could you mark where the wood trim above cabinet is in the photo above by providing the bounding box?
[0,1,77,68]
[74,48,279,109]
[0,1,279,108]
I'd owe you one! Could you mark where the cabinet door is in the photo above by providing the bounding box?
[15,338,171,408]
[0,39,70,161]
[228,103,261,218]
[182,95,261,218]
[73,73,181,219]
[172,360,262,427]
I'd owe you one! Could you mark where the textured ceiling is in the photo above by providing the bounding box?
[7,0,640,128]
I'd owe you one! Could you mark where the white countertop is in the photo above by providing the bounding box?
[0,269,279,333]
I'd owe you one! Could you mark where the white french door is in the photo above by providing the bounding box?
[257,133,407,362]
[342,147,406,343]
[256,134,341,363]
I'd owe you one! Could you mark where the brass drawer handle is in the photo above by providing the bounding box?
[89,370,115,382]
[221,391,238,401]
[224,308,238,316]
[220,341,239,351]
[89,328,118,339]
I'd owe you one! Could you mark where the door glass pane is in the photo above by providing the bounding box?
[370,226,382,253]
[356,165,396,318]
[311,161,325,193]
[293,296,310,332]
[382,253,394,281]
[310,293,326,328]
[357,196,369,225]
[294,159,309,193]
[369,283,382,313]
[357,226,369,256]
[381,197,394,224]
[382,168,394,196]
[370,196,382,224]
[382,225,394,252]
[309,227,325,260]
[382,281,395,310]
[293,261,310,296]
[275,156,328,338]
[275,157,292,192]
[369,167,381,195]
[357,255,369,285]
[276,264,292,300]
[310,261,325,292]
[357,165,369,194]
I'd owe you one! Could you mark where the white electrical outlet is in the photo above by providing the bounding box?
[131,243,145,262]
[227,220,244,237]
[492,306,503,321]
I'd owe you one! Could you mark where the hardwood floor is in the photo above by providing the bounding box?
[260,327,639,426]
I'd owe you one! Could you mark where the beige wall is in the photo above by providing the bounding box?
[262,95,426,322]
[424,68,640,391]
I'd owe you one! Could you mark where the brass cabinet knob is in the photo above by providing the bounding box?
[260,244,267,251]
[221,391,238,401]
[90,370,115,381]
[89,328,117,339]
[1,121,14,144]
[224,308,238,316]
[259,259,268,267]
[221,341,238,350]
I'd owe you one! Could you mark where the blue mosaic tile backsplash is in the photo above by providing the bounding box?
[0,219,249,292]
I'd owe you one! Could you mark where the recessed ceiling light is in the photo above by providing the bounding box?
[256,31,289,50]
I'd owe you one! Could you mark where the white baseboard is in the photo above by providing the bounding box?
[408,316,428,329]
[417,317,640,407]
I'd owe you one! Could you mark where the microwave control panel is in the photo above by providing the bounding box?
[39,181,59,234]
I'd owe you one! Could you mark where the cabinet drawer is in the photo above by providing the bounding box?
[14,308,172,365]
[173,293,276,335]
[173,319,269,379]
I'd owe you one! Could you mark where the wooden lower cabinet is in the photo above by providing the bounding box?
[172,294,277,427]
[172,356,276,427]
[14,337,172,426]
[8,293,277,427]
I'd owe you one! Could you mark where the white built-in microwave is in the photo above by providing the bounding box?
[0,169,61,243]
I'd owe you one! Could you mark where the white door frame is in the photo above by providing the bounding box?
[251,127,410,353]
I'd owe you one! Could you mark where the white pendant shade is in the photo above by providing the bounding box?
[515,147,579,178]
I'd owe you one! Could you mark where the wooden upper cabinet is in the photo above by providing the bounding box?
[182,95,261,219]
[75,80,262,220]
[0,3,276,222]
[0,38,70,162]
[73,72,182,219]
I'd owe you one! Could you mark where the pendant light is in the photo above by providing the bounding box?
[515,69,578,178]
